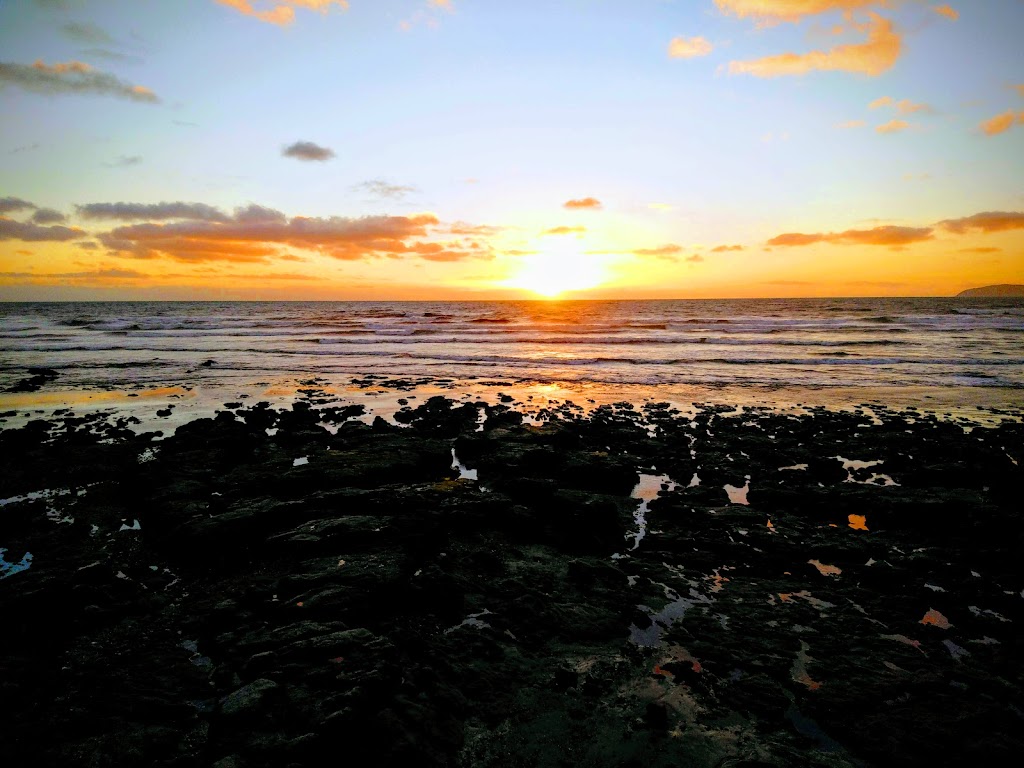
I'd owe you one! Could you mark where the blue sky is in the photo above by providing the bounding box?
[1,0,1022,299]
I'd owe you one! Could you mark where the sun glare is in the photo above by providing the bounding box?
[504,243,609,298]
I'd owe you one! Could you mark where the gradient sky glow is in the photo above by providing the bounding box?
[1,0,1022,300]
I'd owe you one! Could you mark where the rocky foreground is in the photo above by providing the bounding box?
[2,395,1023,767]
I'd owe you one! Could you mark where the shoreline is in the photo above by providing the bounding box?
[3,377,1022,437]
[2,392,1023,766]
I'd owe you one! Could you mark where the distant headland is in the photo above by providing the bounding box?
[957,284,1024,297]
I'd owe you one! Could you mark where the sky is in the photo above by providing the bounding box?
[1,0,1022,300]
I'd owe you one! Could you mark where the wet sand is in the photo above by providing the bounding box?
[1,389,1023,767]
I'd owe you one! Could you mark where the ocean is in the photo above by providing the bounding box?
[1,298,1023,421]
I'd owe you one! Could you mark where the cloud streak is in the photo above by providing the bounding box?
[94,204,464,263]
[356,180,417,199]
[215,0,349,26]
[768,210,1024,249]
[77,201,233,222]
[728,13,900,77]
[0,217,86,242]
[938,211,1024,234]
[714,0,883,24]
[669,36,713,59]
[768,225,934,247]
[0,59,158,102]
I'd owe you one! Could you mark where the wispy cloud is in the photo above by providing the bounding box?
[932,5,959,21]
[0,60,158,102]
[876,119,910,134]
[563,197,602,210]
[768,225,934,247]
[633,244,684,260]
[61,22,115,45]
[215,0,349,26]
[837,119,866,129]
[355,180,418,199]
[104,155,143,168]
[282,140,335,162]
[77,201,233,222]
[870,96,933,114]
[728,13,900,77]
[938,211,1024,234]
[768,210,1024,249]
[979,110,1023,136]
[543,226,586,236]
[711,244,745,252]
[669,36,713,59]
[714,0,882,24]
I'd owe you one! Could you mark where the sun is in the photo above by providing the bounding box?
[503,243,610,298]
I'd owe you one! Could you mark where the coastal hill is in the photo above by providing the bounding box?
[957,284,1024,297]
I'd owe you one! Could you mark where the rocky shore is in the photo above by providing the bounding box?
[2,393,1023,767]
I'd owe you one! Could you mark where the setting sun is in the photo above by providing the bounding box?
[504,245,611,298]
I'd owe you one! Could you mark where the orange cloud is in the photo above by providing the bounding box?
[932,4,958,21]
[979,110,1023,136]
[837,119,866,128]
[543,226,586,235]
[96,206,451,262]
[871,96,931,114]
[714,0,883,23]
[563,197,603,210]
[728,13,900,77]
[938,211,1024,234]
[1016,84,1024,99]
[633,244,683,257]
[669,36,713,59]
[768,225,933,247]
[876,119,910,133]
[214,0,349,26]
[711,244,745,252]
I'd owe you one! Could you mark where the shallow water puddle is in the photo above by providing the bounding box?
[450,448,478,481]
[444,609,493,635]
[920,608,952,629]
[0,487,76,507]
[808,559,842,577]
[628,473,678,549]
[835,456,899,486]
[792,641,822,690]
[724,476,750,505]
[942,639,970,662]
[630,584,713,647]
[0,548,33,579]
[848,514,869,531]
